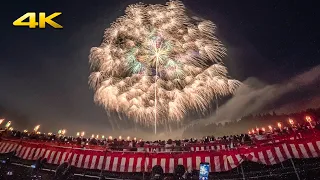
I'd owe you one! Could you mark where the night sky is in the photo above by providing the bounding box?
[0,0,319,135]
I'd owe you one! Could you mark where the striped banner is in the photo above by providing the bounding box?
[0,138,320,173]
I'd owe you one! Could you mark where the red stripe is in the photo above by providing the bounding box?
[269,147,280,164]
[262,149,271,165]
[123,156,129,172]
[191,153,197,170]
[302,143,313,158]
[219,155,225,171]
[108,156,114,171]
[79,154,87,168]
[116,156,122,172]
[292,143,303,158]
[165,156,170,173]
[94,155,101,170]
[311,141,320,155]
[132,156,137,172]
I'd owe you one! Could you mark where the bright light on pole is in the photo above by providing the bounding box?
[305,116,313,128]
[0,119,4,125]
[5,121,11,128]
[34,125,40,132]
[288,118,294,126]
[268,125,272,132]
[278,122,282,131]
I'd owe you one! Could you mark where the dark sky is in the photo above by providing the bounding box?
[0,0,319,135]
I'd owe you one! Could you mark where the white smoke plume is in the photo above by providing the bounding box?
[190,65,320,127]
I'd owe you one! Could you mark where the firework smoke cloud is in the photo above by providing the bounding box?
[89,0,241,126]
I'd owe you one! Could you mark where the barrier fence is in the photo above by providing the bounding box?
[1,135,320,174]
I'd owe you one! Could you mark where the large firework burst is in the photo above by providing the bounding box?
[89,1,241,127]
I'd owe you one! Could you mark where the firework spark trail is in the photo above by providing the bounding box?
[89,1,241,128]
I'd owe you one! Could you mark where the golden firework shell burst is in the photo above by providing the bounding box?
[89,0,241,126]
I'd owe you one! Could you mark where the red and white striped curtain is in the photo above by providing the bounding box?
[1,138,320,173]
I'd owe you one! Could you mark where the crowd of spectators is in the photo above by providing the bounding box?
[1,117,320,152]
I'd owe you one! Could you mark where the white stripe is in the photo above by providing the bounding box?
[152,158,157,168]
[127,158,134,172]
[275,147,285,162]
[76,154,84,168]
[7,144,14,153]
[227,155,236,168]
[11,144,18,153]
[59,152,67,164]
[160,158,166,173]
[187,157,192,171]
[205,156,211,171]
[83,155,91,168]
[97,156,105,170]
[178,158,183,166]
[90,155,97,169]
[169,158,174,173]
[18,147,26,158]
[136,157,142,172]
[104,156,111,171]
[39,149,46,159]
[2,143,10,153]
[119,157,126,172]
[258,151,266,164]
[196,156,201,169]
[266,150,276,164]
[282,144,292,158]
[214,156,220,172]
[307,143,318,157]
[22,147,31,159]
[15,145,22,157]
[249,152,258,162]
[316,141,320,151]
[44,150,51,159]
[54,152,61,164]
[112,157,118,171]
[27,148,36,160]
[48,151,56,163]
[144,157,149,172]
[223,155,228,171]
[298,144,309,158]
[236,154,243,164]
[0,142,6,152]
[71,154,78,166]
[290,144,300,158]
[33,148,41,159]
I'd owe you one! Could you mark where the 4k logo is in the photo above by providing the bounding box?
[13,12,63,28]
